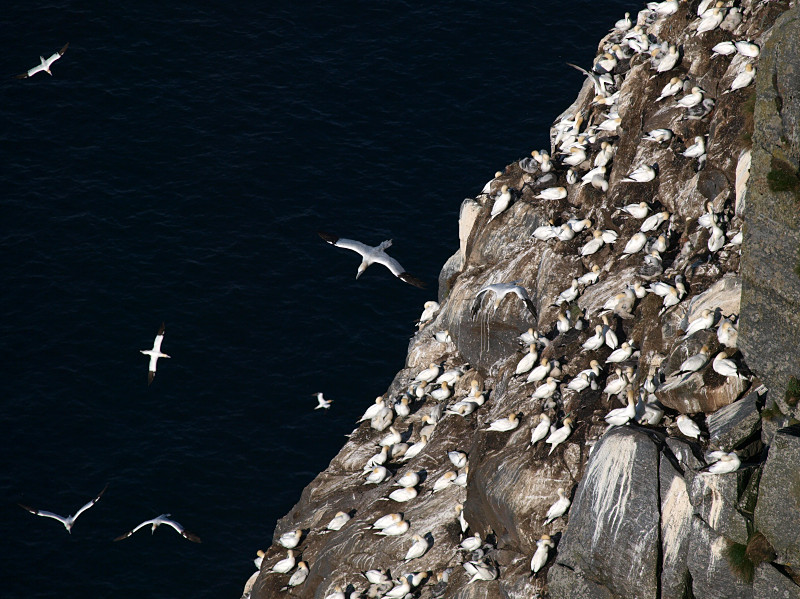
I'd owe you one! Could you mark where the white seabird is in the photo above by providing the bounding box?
[543,489,571,524]
[16,43,69,78]
[489,185,513,222]
[676,414,702,439]
[364,466,391,485]
[724,63,755,94]
[140,322,170,385]
[640,210,670,232]
[530,413,551,446]
[735,40,760,57]
[546,418,573,455]
[485,413,519,432]
[19,484,107,534]
[712,351,742,378]
[432,471,457,492]
[313,392,333,410]
[357,396,386,423]
[701,451,740,474]
[535,186,568,200]
[623,232,648,255]
[622,201,651,219]
[114,513,201,543]
[682,136,706,158]
[656,77,683,101]
[375,519,410,536]
[448,450,468,469]
[404,534,430,561]
[531,535,554,574]
[643,128,673,143]
[677,345,709,374]
[471,282,537,319]
[281,561,309,590]
[532,377,559,400]
[325,511,351,531]
[677,87,704,108]
[605,390,636,426]
[278,529,303,549]
[622,164,657,183]
[269,550,296,574]
[683,308,715,338]
[318,232,425,288]
[515,344,539,375]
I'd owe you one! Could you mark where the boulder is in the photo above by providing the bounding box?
[753,563,800,599]
[687,517,754,599]
[707,389,762,450]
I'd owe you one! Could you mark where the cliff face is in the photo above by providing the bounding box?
[245,1,800,598]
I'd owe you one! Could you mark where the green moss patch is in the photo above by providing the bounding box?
[767,156,800,200]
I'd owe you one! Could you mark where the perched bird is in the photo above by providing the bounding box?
[677,345,709,374]
[724,63,755,94]
[375,519,410,536]
[682,136,706,158]
[677,87,704,108]
[140,323,170,385]
[448,450,468,469]
[712,41,736,57]
[605,390,637,426]
[325,511,351,531]
[313,392,333,410]
[318,232,425,288]
[683,309,715,338]
[384,487,418,503]
[404,534,430,561]
[656,77,683,101]
[19,485,107,534]
[712,351,742,378]
[269,550,296,574]
[278,529,303,549]
[430,381,452,402]
[485,413,520,432]
[717,319,738,348]
[363,569,390,585]
[532,377,559,400]
[701,452,740,474]
[531,535,554,574]
[515,345,539,375]
[472,282,537,319]
[606,342,635,364]
[528,358,552,383]
[546,418,574,455]
[16,43,69,78]
[371,513,403,530]
[676,414,702,439]
[281,561,309,590]
[400,436,428,462]
[623,232,648,255]
[640,210,670,232]
[417,301,440,326]
[582,325,606,352]
[734,40,760,57]
[358,396,387,423]
[432,471,457,493]
[489,185,513,222]
[530,413,552,446]
[622,164,657,183]
[543,488,571,525]
[535,186,568,200]
[114,513,201,543]
[364,466,391,485]
[643,128,673,143]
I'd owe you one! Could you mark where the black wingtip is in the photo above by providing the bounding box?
[318,231,339,245]
[183,531,202,543]
[59,42,70,55]
[157,322,165,335]
[399,273,426,289]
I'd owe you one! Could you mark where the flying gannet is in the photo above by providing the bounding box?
[16,43,69,79]
[471,282,537,319]
[19,484,107,533]
[140,322,170,385]
[114,513,201,542]
[318,232,425,288]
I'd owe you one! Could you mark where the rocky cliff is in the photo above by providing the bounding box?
[245,1,800,598]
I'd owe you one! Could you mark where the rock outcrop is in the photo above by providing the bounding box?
[244,2,800,599]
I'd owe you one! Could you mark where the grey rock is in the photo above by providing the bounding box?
[547,563,614,599]
[707,390,762,450]
[753,563,800,599]
[660,439,694,599]
[687,517,754,599]
[686,468,750,545]
[549,427,659,599]
[754,425,800,566]
[739,4,800,413]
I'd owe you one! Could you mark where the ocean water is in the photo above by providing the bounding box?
[2,1,632,597]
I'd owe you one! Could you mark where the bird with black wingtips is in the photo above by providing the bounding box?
[318,232,425,288]
[114,513,201,543]
[140,323,170,385]
[19,484,107,533]
[16,43,69,78]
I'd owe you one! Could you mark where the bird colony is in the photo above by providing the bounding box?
[245,1,787,598]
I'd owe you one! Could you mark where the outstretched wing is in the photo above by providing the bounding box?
[470,287,491,318]
[19,504,69,525]
[318,232,371,257]
[513,287,538,318]
[113,518,157,541]
[73,484,108,521]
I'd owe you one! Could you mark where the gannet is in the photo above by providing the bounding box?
[383,576,411,597]
[434,329,452,343]
[371,513,402,530]
[601,314,618,349]
[568,62,611,96]
[404,534,430,561]
[418,301,440,326]
[114,513,201,543]
[519,327,537,345]
[656,45,680,72]
[682,136,706,158]
[532,377,559,400]
[567,372,591,392]
[543,488,571,524]
[724,63,755,94]
[622,164,657,183]
[581,230,606,256]
[531,535,554,574]
[254,549,265,569]
[533,222,559,241]
[735,40,760,57]
[488,185,512,222]
[578,264,601,286]
[471,282,537,319]
[606,342,634,364]
[515,345,539,375]
[614,12,632,31]
[605,390,637,426]
[677,87,704,108]
[394,396,411,418]
[567,216,592,232]
[712,41,736,57]
[643,128,673,143]
[281,561,309,590]
[594,141,614,167]
[16,42,69,79]
[446,401,476,418]
[459,532,482,552]
[683,309,715,337]
[326,511,351,531]
[318,232,425,288]
[432,471,457,492]
[400,436,428,462]
[278,529,303,549]
[358,396,386,423]
[582,325,605,352]
[623,232,648,254]
[603,369,628,397]
[430,381,452,402]
[365,466,391,485]
[448,450,468,469]
[365,446,389,469]
[455,504,469,533]
[465,560,498,582]
[140,322,170,385]
[436,366,465,385]
[313,392,333,410]
[701,452,740,474]
[363,569,390,585]
[375,519,410,536]
[415,363,440,383]
[555,279,580,306]
[19,484,107,533]
[530,413,551,446]
[323,585,345,599]
[640,210,670,232]
[546,418,573,454]
[485,413,519,432]
[712,351,742,378]
[535,186,568,200]
[528,358,552,383]
[269,550,296,573]
[453,467,468,486]
[677,345,709,374]
[717,319,738,347]
[676,414,701,439]
[695,7,724,34]
[384,487,418,503]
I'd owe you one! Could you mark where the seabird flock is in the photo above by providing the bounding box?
[15,0,759,595]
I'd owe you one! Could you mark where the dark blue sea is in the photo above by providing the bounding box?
[2,1,632,596]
